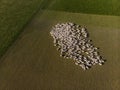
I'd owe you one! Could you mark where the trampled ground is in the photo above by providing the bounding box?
[0,10,120,90]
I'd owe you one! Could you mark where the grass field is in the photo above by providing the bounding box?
[48,0,120,16]
[0,10,120,90]
[0,0,120,58]
[0,0,46,58]
[0,0,120,90]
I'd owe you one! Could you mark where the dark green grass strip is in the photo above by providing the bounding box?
[0,0,52,58]
[48,0,120,16]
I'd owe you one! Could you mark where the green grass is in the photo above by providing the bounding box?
[0,0,120,89]
[0,10,120,90]
[48,0,120,16]
[0,0,45,58]
[1,0,120,58]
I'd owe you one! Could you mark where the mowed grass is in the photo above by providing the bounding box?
[48,0,120,16]
[0,10,119,90]
[0,0,45,57]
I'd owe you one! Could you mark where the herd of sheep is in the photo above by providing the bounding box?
[50,22,105,70]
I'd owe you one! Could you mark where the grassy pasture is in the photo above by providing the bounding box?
[0,10,119,90]
[0,0,120,89]
[0,0,120,59]
[0,0,46,58]
[48,0,120,16]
